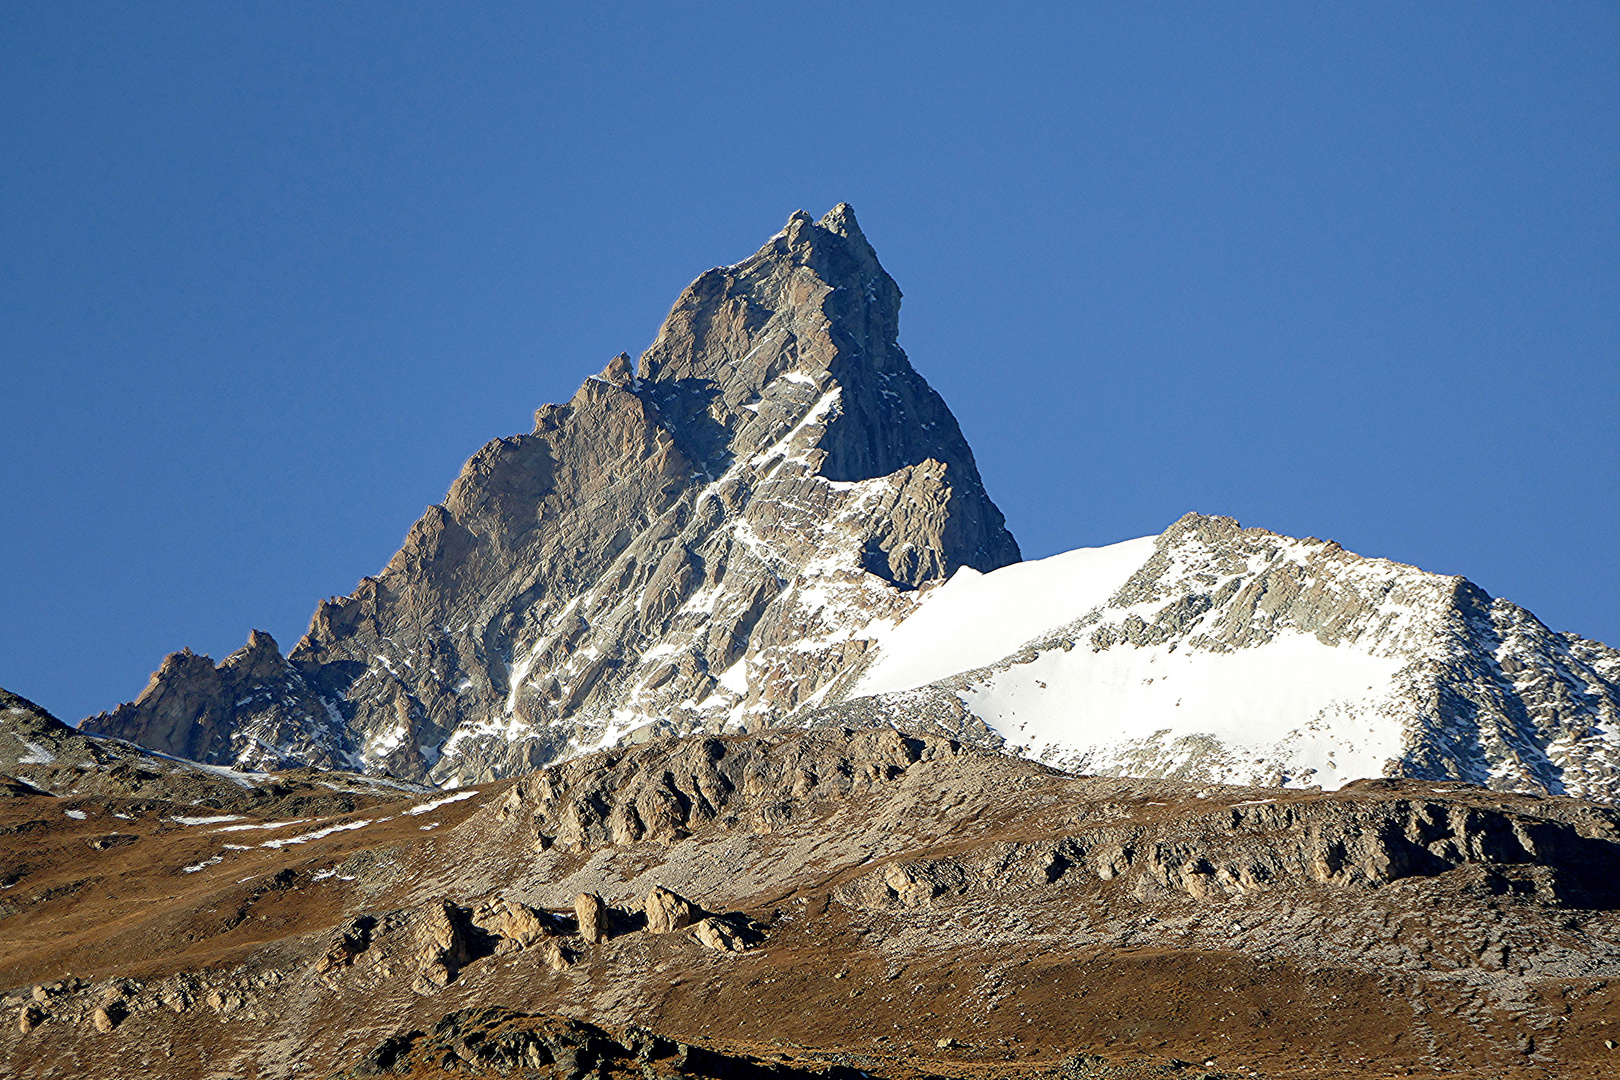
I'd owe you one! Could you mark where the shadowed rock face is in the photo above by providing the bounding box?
[84,205,1020,783]
[80,631,346,771]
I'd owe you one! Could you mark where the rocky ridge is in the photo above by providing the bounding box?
[83,204,1018,785]
[81,631,350,772]
[7,728,1620,1078]
[2,687,425,814]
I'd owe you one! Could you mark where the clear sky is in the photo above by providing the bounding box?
[3,3,1616,724]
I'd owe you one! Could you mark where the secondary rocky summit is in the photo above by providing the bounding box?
[85,205,1020,784]
[83,207,1620,802]
[822,513,1620,802]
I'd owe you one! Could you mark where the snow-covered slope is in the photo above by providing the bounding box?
[817,513,1620,801]
[853,536,1157,697]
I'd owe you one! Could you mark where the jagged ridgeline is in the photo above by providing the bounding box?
[84,205,1022,783]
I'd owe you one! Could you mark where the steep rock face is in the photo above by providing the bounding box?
[1,685,424,811]
[81,631,346,771]
[85,206,1018,783]
[818,513,1620,801]
[505,725,944,852]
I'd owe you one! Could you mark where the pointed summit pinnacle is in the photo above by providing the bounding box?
[595,352,635,387]
[818,202,865,243]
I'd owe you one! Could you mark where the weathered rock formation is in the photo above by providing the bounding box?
[642,886,696,935]
[472,898,557,950]
[574,893,608,945]
[0,686,423,813]
[505,726,941,853]
[80,631,346,771]
[329,1006,798,1080]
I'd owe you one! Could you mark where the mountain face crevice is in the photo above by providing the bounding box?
[83,205,1021,784]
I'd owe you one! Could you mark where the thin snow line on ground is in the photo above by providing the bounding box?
[258,818,375,849]
[405,790,478,816]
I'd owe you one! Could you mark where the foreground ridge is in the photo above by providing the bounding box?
[6,725,1620,1078]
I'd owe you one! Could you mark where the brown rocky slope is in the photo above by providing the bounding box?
[5,725,1620,1079]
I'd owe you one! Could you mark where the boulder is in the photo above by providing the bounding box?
[410,899,480,994]
[691,917,747,953]
[315,915,375,977]
[643,886,696,934]
[535,938,573,972]
[575,893,608,944]
[90,1005,119,1033]
[473,898,555,949]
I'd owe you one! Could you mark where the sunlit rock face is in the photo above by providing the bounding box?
[816,512,1620,802]
[85,205,1019,783]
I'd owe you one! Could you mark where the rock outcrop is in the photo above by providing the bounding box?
[329,1006,810,1080]
[574,893,608,945]
[834,777,1620,911]
[643,886,696,934]
[472,898,557,950]
[502,726,943,853]
[81,631,347,771]
[84,205,1019,785]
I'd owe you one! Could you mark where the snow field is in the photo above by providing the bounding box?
[962,630,1407,786]
[855,536,1158,696]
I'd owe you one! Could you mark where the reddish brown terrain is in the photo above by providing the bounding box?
[7,688,1620,1080]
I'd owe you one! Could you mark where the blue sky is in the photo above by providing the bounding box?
[3,3,1616,723]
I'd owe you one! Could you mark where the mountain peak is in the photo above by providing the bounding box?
[86,209,1020,783]
[817,201,862,239]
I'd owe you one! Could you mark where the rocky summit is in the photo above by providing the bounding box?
[821,513,1620,802]
[80,207,1620,805]
[84,205,1019,785]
